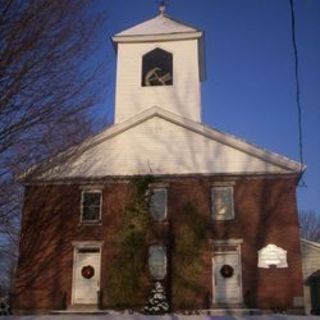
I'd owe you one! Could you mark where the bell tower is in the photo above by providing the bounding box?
[112,5,205,123]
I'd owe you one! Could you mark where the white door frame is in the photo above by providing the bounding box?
[71,241,103,305]
[212,239,243,305]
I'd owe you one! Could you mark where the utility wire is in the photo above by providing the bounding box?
[289,0,306,187]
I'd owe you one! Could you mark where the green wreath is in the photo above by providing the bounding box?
[220,264,234,278]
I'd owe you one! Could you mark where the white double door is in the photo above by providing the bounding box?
[73,249,101,305]
[213,252,242,305]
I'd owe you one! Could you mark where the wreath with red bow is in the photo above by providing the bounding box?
[220,264,234,278]
[81,265,95,279]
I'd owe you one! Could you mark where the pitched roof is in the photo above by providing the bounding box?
[21,107,304,183]
[113,13,202,43]
[301,238,320,250]
[115,13,199,36]
[112,11,205,78]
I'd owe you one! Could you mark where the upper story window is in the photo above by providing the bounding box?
[81,190,102,223]
[150,188,167,221]
[142,48,173,86]
[211,186,234,221]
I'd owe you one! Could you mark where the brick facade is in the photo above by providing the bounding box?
[13,174,304,313]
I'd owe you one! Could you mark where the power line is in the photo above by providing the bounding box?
[289,0,306,187]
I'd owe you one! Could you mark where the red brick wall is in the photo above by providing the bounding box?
[168,176,303,311]
[13,175,303,313]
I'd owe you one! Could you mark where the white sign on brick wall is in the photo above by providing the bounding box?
[258,244,288,268]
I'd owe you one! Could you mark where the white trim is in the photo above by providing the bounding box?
[113,32,202,43]
[212,239,244,246]
[71,241,103,305]
[71,247,77,305]
[238,244,244,304]
[80,189,103,224]
[23,173,297,186]
[72,241,104,249]
[301,238,320,250]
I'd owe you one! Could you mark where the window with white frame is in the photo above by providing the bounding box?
[211,186,234,220]
[81,190,102,223]
[150,188,167,221]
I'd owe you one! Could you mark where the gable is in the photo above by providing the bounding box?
[24,108,302,182]
[112,14,203,45]
[114,14,199,38]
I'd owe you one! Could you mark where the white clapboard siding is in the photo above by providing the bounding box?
[301,239,320,314]
[36,112,299,180]
[114,39,201,123]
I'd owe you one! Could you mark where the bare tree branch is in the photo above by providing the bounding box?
[299,210,320,242]
[0,0,108,294]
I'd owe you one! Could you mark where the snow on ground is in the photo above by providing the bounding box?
[2,314,320,320]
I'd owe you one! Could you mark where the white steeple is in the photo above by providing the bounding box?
[112,9,205,123]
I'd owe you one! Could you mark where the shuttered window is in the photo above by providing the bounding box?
[148,245,167,280]
[150,188,167,221]
[211,186,234,220]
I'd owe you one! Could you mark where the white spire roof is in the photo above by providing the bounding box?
[115,14,199,37]
[113,13,201,42]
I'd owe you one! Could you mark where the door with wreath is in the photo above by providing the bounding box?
[212,252,242,305]
[72,248,101,305]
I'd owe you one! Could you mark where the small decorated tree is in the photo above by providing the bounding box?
[144,281,169,314]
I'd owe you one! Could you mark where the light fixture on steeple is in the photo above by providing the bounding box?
[159,1,166,15]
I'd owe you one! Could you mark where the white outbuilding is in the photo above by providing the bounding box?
[301,238,320,314]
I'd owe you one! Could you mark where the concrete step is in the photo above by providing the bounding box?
[51,304,109,315]
[200,308,261,316]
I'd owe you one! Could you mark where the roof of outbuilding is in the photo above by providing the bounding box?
[301,238,320,249]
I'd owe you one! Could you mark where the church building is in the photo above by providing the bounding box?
[13,5,305,314]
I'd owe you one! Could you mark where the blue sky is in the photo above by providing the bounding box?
[94,0,319,213]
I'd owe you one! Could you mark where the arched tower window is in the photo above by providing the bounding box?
[142,48,173,86]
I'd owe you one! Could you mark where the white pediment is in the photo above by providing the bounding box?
[114,14,199,38]
[23,107,303,182]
